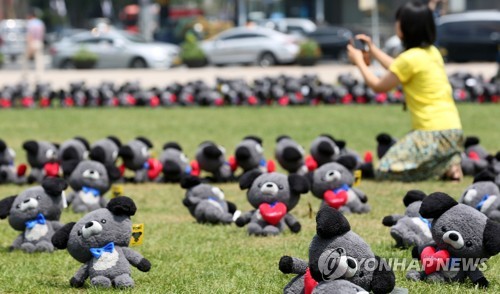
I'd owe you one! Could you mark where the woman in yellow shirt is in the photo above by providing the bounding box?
[347,0,463,181]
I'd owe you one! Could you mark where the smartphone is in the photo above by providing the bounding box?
[352,38,368,52]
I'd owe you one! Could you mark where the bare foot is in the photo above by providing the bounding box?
[442,164,463,182]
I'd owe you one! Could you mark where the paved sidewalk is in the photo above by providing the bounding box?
[0,63,496,89]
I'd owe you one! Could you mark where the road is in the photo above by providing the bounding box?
[0,60,497,89]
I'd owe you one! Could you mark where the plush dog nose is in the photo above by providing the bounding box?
[266,183,274,188]
[23,199,30,203]
[448,233,459,241]
[347,258,356,269]
[85,222,94,229]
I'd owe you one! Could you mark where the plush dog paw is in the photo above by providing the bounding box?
[411,246,420,259]
[290,222,301,233]
[70,277,85,288]
[279,256,294,274]
[137,258,152,272]
[382,216,396,226]
[475,277,489,288]
[235,217,246,227]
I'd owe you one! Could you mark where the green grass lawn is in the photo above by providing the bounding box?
[0,104,499,293]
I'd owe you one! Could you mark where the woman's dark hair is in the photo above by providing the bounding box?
[396,0,436,49]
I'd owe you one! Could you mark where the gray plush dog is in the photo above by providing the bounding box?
[235,170,309,236]
[458,171,500,222]
[159,142,195,183]
[180,176,239,224]
[66,160,121,213]
[407,192,500,288]
[308,157,370,214]
[195,141,233,182]
[382,190,433,248]
[89,136,122,167]
[0,178,68,253]
[309,134,341,167]
[51,196,151,288]
[275,135,308,175]
[279,205,395,294]
[231,136,275,175]
[119,137,162,183]
[460,136,489,176]
[23,140,59,183]
[58,137,90,178]
[0,139,26,184]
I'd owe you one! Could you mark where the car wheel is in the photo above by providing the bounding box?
[60,59,74,69]
[130,57,148,68]
[257,52,276,67]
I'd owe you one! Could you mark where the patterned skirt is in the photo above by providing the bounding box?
[375,129,463,182]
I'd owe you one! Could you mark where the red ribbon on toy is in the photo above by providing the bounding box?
[44,162,60,177]
[323,188,348,209]
[420,246,450,275]
[146,158,163,180]
[259,202,287,225]
[304,267,318,294]
[227,155,238,172]
[190,160,200,177]
[305,155,318,171]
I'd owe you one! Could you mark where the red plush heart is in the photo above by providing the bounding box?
[304,267,318,294]
[17,164,27,177]
[420,246,450,275]
[259,202,287,225]
[468,151,480,161]
[190,160,200,176]
[266,160,276,173]
[305,155,318,171]
[146,158,163,180]
[44,162,60,177]
[323,190,348,209]
[228,155,238,172]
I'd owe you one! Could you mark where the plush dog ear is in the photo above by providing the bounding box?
[243,135,263,145]
[89,146,106,163]
[0,195,17,219]
[180,175,202,189]
[106,164,121,182]
[464,136,480,149]
[317,141,335,156]
[107,136,122,148]
[319,134,335,142]
[52,142,60,149]
[495,151,500,161]
[51,222,76,250]
[107,196,137,216]
[403,190,426,207]
[316,205,350,239]
[61,146,79,161]
[473,170,496,183]
[239,169,262,190]
[119,146,134,159]
[42,177,68,197]
[235,146,251,160]
[163,142,182,151]
[203,145,223,159]
[0,139,6,152]
[333,139,346,150]
[370,256,396,294]
[282,147,302,162]
[276,135,291,143]
[22,140,39,154]
[484,219,500,256]
[336,155,357,172]
[136,136,153,148]
[74,136,90,150]
[419,192,458,219]
[61,160,80,177]
[288,174,309,194]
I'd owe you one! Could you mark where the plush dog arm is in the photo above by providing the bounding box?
[122,247,151,272]
[351,187,368,203]
[70,264,89,288]
[183,195,202,207]
[411,242,437,259]
[235,211,254,227]
[66,192,76,205]
[382,214,404,227]
[468,268,488,288]
[284,214,301,233]
[279,256,308,275]
[50,220,63,232]
[9,234,24,251]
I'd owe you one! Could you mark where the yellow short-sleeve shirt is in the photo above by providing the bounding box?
[389,46,462,131]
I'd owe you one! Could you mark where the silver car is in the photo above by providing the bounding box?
[200,27,301,67]
[0,19,27,62]
[50,30,180,69]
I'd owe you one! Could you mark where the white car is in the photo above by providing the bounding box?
[51,30,180,69]
[256,18,317,37]
[0,19,27,62]
[200,27,301,67]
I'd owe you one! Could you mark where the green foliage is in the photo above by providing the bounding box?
[180,32,206,62]
[298,39,322,59]
[0,105,499,293]
[0,53,4,65]
[71,47,98,63]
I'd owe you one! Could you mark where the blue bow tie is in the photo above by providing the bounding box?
[476,194,490,211]
[143,162,150,169]
[419,216,432,229]
[25,213,46,229]
[82,186,100,197]
[333,184,350,194]
[185,165,192,174]
[90,242,115,259]
[259,159,267,167]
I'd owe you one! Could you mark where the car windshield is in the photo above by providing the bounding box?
[119,31,147,43]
